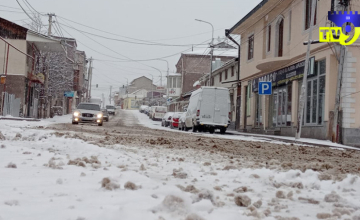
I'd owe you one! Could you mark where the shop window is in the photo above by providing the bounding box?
[176,77,181,88]
[172,78,177,88]
[271,84,292,127]
[305,0,317,30]
[246,84,251,117]
[248,35,254,60]
[305,59,326,125]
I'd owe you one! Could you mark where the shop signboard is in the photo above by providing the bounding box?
[252,57,314,92]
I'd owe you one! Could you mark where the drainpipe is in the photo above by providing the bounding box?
[225,29,241,130]
[225,29,240,82]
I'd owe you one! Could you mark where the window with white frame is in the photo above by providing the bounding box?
[305,0,317,30]
[304,59,326,125]
[248,35,254,60]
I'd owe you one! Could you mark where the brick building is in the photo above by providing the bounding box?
[170,42,238,111]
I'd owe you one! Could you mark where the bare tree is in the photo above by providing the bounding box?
[23,13,47,34]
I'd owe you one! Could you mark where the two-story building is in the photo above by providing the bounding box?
[127,76,157,94]
[172,42,238,112]
[227,0,360,147]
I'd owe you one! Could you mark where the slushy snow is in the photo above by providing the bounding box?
[0,113,360,220]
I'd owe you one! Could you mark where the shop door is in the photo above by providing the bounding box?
[273,84,292,127]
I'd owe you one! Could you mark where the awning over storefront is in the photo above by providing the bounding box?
[252,57,315,92]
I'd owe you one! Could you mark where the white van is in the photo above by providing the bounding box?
[150,106,167,121]
[184,87,230,134]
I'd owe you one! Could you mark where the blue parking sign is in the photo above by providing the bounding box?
[258,82,272,95]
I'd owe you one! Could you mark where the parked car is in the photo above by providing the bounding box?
[144,106,150,115]
[184,87,230,134]
[101,109,109,122]
[170,112,182,129]
[149,106,156,119]
[72,103,103,126]
[161,112,174,127]
[139,105,148,113]
[106,105,116,115]
[178,112,187,131]
[150,106,167,121]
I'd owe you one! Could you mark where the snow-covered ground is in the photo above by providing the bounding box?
[1,114,360,220]
[133,110,360,151]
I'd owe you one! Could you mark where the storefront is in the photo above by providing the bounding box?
[249,57,328,139]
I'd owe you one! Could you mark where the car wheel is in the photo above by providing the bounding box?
[209,127,215,134]
[72,121,78,125]
[98,123,103,126]
[198,126,203,132]
[192,125,197,133]
[220,127,226,134]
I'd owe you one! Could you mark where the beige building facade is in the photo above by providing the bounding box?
[228,0,360,146]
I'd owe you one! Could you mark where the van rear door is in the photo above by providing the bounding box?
[214,89,229,124]
[199,88,216,123]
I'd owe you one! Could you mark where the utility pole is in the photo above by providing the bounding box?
[295,0,317,139]
[102,93,105,108]
[109,86,112,105]
[47,13,55,36]
[332,2,348,143]
[88,57,93,101]
[195,19,214,86]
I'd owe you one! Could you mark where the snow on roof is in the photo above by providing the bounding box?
[193,80,201,87]
[183,48,237,57]
[167,73,181,77]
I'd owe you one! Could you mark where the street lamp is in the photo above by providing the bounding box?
[195,19,214,86]
[156,59,169,109]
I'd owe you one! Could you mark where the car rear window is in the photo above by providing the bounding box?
[156,107,167,113]
[106,105,115,109]
[78,104,101,111]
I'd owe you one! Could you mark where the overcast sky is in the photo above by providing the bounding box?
[1,0,261,103]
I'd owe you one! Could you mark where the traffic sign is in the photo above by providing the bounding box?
[258,82,272,95]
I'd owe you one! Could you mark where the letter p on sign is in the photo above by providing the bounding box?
[259,82,272,95]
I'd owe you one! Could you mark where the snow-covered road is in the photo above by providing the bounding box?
[1,111,360,220]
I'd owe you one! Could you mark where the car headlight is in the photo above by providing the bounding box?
[74,111,80,117]
[97,113,103,118]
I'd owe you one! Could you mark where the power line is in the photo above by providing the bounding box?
[57,14,225,43]
[14,0,41,26]
[57,22,209,47]
[22,0,45,15]
[57,17,211,64]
